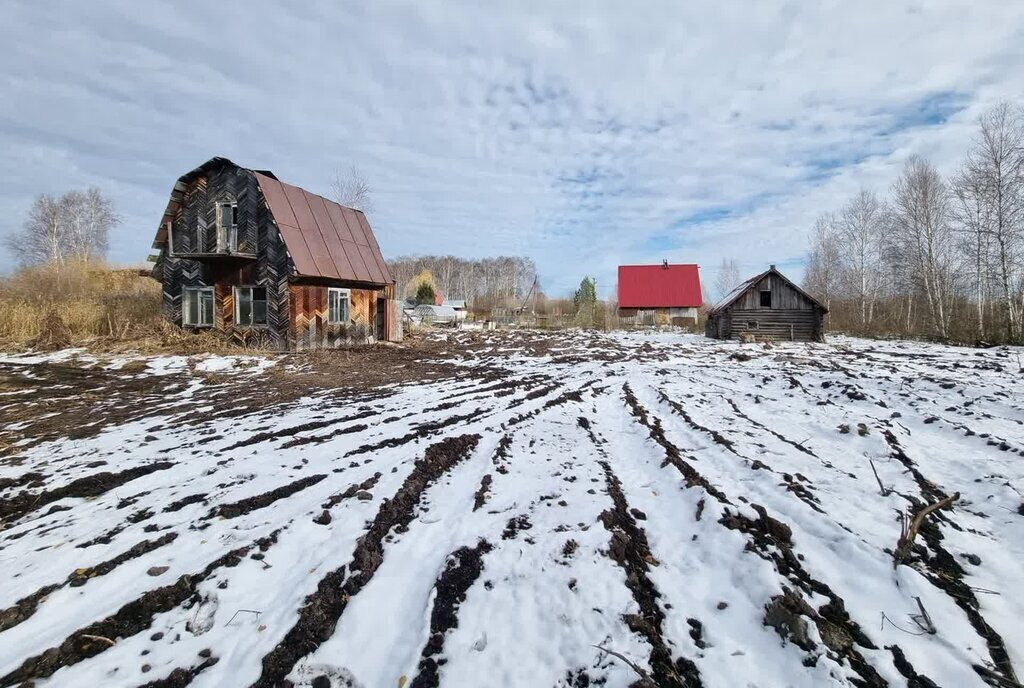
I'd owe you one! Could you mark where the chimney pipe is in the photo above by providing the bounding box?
[662,259,668,268]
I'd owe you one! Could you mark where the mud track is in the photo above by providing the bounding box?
[0,461,175,526]
[252,434,481,687]
[411,539,493,688]
[599,460,703,688]
[209,474,327,519]
[0,530,280,687]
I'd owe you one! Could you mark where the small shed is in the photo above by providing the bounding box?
[706,265,827,342]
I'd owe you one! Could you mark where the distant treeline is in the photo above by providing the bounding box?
[804,102,1024,345]
[387,255,537,308]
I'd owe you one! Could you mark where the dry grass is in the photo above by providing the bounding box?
[0,263,160,345]
[0,263,162,342]
[0,263,274,354]
[0,263,193,351]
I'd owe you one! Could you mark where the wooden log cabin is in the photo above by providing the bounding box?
[705,265,827,342]
[148,157,402,350]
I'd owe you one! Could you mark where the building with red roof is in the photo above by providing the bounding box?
[617,262,703,325]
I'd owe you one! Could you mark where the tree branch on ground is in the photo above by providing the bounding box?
[894,492,960,565]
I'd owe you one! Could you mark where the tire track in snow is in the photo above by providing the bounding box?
[409,539,493,688]
[598,458,704,688]
[0,461,175,528]
[251,434,481,687]
[0,532,179,634]
[0,528,282,687]
[880,427,1018,685]
[621,383,918,687]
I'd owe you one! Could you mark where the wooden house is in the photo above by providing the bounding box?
[148,157,402,350]
[617,262,703,325]
[705,265,827,342]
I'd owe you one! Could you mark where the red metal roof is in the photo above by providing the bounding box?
[617,264,703,308]
[254,172,392,285]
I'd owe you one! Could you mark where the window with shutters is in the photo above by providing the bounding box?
[234,286,268,326]
[328,288,350,324]
[182,287,214,327]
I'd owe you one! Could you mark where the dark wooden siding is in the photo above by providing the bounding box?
[158,160,396,350]
[160,163,292,349]
[728,309,819,341]
[706,270,824,342]
[730,274,818,311]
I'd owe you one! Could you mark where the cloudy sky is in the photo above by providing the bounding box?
[1,1,1021,296]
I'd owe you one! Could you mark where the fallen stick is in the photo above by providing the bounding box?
[81,634,115,646]
[911,596,936,635]
[894,492,960,565]
[869,459,892,496]
[593,645,656,688]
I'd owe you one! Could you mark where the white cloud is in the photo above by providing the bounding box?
[0,0,1022,297]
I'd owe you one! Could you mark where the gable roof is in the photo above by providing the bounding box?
[152,157,392,286]
[709,266,827,314]
[617,264,703,308]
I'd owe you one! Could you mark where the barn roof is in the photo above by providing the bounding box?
[709,266,827,314]
[617,264,703,308]
[152,157,393,286]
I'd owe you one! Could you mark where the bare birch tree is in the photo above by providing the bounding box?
[890,156,958,338]
[838,189,886,328]
[952,160,994,338]
[713,258,740,300]
[333,166,373,213]
[4,188,117,268]
[959,102,1024,339]
[804,213,842,311]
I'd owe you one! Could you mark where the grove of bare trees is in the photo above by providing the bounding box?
[388,255,537,309]
[805,102,1024,344]
[4,188,118,268]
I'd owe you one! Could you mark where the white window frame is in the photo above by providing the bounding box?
[216,201,238,252]
[182,286,215,327]
[328,287,351,325]
[234,285,268,327]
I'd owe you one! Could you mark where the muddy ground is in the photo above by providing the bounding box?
[0,330,1022,688]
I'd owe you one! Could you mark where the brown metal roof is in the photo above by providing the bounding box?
[151,158,393,285]
[254,172,392,285]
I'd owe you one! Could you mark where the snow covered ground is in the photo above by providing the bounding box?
[0,331,1022,688]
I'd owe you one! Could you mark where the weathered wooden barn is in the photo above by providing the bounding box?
[706,265,827,342]
[149,157,402,350]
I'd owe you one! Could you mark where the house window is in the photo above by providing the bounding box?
[747,321,759,330]
[234,286,267,326]
[216,201,238,252]
[328,287,350,324]
[182,287,214,327]
[759,290,772,307]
